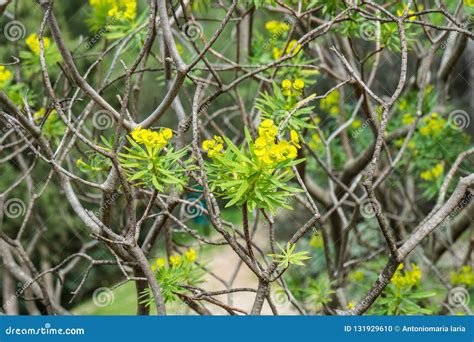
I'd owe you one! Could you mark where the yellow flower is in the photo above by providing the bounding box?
[293,79,304,91]
[420,170,432,181]
[26,33,51,55]
[285,40,302,56]
[347,301,355,309]
[131,126,144,143]
[265,20,278,33]
[202,136,224,157]
[258,119,278,139]
[407,264,421,287]
[351,120,362,129]
[281,79,292,90]
[130,126,171,149]
[391,263,422,289]
[104,0,136,20]
[402,113,415,125]
[419,126,430,136]
[419,112,446,136]
[397,4,415,20]
[279,140,298,159]
[265,20,289,35]
[253,120,299,166]
[451,265,474,287]
[391,273,407,288]
[272,47,282,60]
[290,130,301,148]
[156,258,166,268]
[169,255,181,267]
[162,128,173,140]
[420,163,444,181]
[122,0,137,20]
[398,99,408,111]
[465,0,474,6]
[184,248,197,262]
[0,66,12,85]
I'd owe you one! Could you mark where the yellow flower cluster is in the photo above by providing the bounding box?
[26,33,51,55]
[402,113,415,125]
[420,162,443,181]
[89,0,136,21]
[320,90,340,116]
[348,270,365,282]
[419,112,446,136]
[465,0,474,7]
[253,119,299,166]
[391,263,422,289]
[130,126,173,149]
[265,20,290,35]
[281,78,304,96]
[395,138,415,150]
[202,135,224,157]
[397,4,416,20]
[351,120,362,129]
[151,248,198,272]
[169,255,181,267]
[451,265,473,287]
[0,66,12,86]
[184,248,197,262]
[272,40,302,59]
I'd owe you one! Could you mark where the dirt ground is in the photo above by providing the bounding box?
[202,237,298,315]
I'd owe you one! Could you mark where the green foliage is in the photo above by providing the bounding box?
[205,131,302,213]
[141,254,204,305]
[371,286,437,315]
[268,242,311,269]
[119,136,189,193]
[256,83,315,133]
[305,277,335,308]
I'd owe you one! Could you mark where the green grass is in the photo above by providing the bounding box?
[72,282,152,315]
